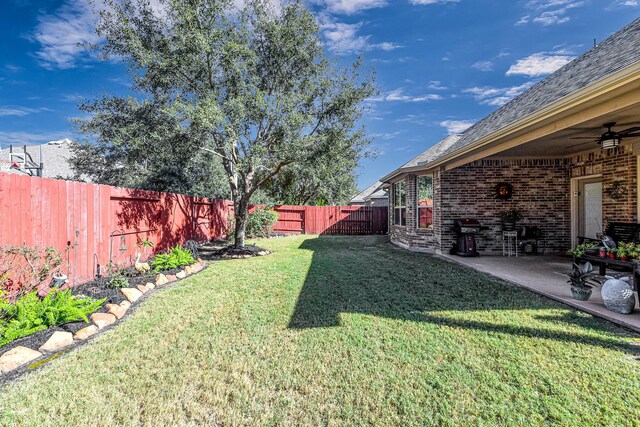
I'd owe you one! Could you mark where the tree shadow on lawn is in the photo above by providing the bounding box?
[287,236,640,355]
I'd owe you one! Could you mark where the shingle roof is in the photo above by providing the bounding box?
[443,17,640,157]
[0,139,76,179]
[351,180,384,203]
[401,134,462,168]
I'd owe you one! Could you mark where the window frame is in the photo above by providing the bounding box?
[416,175,434,230]
[393,181,406,227]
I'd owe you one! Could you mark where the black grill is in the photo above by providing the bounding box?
[450,218,487,257]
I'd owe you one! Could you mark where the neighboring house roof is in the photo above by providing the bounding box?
[367,188,387,200]
[0,139,76,179]
[443,17,640,158]
[351,180,386,204]
[381,17,640,182]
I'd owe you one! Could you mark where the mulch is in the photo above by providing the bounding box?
[199,243,270,260]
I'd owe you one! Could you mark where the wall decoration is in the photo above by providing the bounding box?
[495,182,513,200]
[607,181,627,201]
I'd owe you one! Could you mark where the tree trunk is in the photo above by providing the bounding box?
[234,196,249,248]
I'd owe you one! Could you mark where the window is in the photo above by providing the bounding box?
[417,175,433,229]
[393,181,406,226]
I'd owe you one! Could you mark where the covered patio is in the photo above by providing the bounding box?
[442,253,640,333]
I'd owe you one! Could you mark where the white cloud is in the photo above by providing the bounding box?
[0,131,69,146]
[320,17,401,54]
[472,60,494,72]
[516,1,585,26]
[371,88,442,102]
[427,81,448,90]
[464,83,534,106]
[439,120,475,133]
[32,0,277,70]
[395,114,426,125]
[318,0,387,14]
[32,1,100,70]
[506,52,574,77]
[410,0,460,4]
[0,106,52,117]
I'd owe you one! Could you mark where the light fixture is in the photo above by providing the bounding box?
[600,126,621,150]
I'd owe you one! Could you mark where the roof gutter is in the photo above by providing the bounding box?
[381,61,640,182]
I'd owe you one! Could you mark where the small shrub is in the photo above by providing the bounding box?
[247,209,279,238]
[0,245,64,302]
[151,245,196,272]
[107,274,130,289]
[0,290,105,347]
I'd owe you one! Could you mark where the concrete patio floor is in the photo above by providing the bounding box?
[441,253,640,333]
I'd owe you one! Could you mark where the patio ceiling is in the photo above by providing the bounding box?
[495,102,640,158]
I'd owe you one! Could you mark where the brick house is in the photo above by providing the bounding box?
[381,18,640,255]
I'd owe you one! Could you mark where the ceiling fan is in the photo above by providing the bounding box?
[566,122,640,149]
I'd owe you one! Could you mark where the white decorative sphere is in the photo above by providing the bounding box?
[601,277,635,315]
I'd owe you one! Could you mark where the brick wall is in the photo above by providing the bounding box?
[436,159,571,254]
[570,145,637,224]
[389,150,638,255]
[389,174,437,253]
[390,159,572,254]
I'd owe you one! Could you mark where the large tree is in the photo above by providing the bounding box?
[85,0,374,247]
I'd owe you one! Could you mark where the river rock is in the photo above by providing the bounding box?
[0,346,42,373]
[74,325,98,340]
[39,331,73,353]
[121,287,143,303]
[91,313,117,329]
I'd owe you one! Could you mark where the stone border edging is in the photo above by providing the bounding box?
[0,261,207,378]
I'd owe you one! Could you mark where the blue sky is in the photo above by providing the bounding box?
[1,1,639,191]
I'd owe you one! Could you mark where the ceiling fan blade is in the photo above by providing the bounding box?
[566,141,597,148]
[623,133,640,138]
[569,136,599,140]
[620,127,640,135]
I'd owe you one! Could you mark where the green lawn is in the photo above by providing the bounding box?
[2,235,640,426]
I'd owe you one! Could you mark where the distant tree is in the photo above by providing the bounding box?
[83,0,374,247]
[265,144,364,206]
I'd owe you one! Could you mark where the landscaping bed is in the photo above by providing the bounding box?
[199,243,272,260]
[0,243,207,376]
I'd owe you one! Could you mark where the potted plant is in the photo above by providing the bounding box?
[500,208,523,231]
[616,245,629,261]
[568,242,598,258]
[607,248,616,259]
[566,262,601,301]
[618,242,638,261]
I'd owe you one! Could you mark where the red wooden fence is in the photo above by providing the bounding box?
[0,173,229,285]
[1,173,388,286]
[270,205,388,235]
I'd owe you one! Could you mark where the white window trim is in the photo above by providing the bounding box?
[416,174,434,230]
[393,181,406,226]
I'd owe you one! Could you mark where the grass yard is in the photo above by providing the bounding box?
[1,235,640,426]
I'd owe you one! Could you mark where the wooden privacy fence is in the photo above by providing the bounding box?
[0,173,388,285]
[269,205,388,235]
[0,173,229,285]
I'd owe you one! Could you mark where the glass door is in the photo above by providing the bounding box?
[578,178,603,239]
